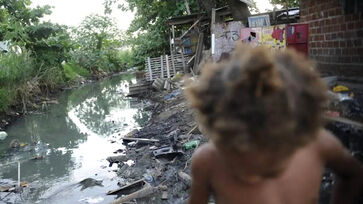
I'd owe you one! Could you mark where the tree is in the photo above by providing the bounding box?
[75,14,122,51]
[269,0,300,8]
[104,0,200,66]
[0,0,51,43]
[71,14,126,73]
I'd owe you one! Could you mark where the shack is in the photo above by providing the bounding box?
[165,5,300,75]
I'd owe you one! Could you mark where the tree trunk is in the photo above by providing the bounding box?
[197,0,216,15]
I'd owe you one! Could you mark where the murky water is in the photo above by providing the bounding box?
[0,73,151,204]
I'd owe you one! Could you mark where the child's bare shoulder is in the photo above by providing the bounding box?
[191,143,217,175]
[315,129,346,163]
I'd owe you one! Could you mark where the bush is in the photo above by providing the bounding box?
[63,63,90,81]
[70,49,124,74]
[39,66,65,91]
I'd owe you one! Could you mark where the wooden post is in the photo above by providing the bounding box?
[181,48,187,73]
[211,8,216,59]
[193,32,204,74]
[18,162,20,187]
[169,37,176,76]
[171,54,176,76]
[147,57,153,81]
[166,55,171,79]
[160,55,164,78]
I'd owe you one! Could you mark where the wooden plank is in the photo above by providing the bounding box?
[325,115,363,130]
[166,55,171,79]
[107,179,145,195]
[111,184,158,204]
[147,57,153,81]
[121,137,159,143]
[160,55,164,78]
[193,32,204,74]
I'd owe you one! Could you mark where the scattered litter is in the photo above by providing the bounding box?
[78,178,103,191]
[183,140,199,150]
[78,196,104,204]
[0,131,7,140]
[125,129,139,138]
[178,171,192,187]
[143,172,154,184]
[153,146,183,158]
[322,76,337,87]
[111,183,158,204]
[333,85,349,92]
[9,139,20,148]
[0,182,28,192]
[121,137,159,143]
[325,111,340,118]
[127,141,137,147]
[107,155,128,167]
[149,146,157,150]
[161,190,168,200]
[113,149,124,154]
[30,156,44,161]
[164,90,182,100]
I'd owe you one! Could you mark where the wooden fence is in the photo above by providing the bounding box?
[145,54,190,81]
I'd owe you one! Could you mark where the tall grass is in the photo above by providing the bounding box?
[0,50,36,111]
[0,50,35,88]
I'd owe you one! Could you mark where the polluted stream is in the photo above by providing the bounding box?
[0,73,151,204]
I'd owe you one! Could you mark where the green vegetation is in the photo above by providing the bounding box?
[0,1,129,114]
[0,0,295,114]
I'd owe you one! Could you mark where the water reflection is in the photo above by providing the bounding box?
[0,73,151,203]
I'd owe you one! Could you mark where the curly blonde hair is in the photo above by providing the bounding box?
[186,44,328,153]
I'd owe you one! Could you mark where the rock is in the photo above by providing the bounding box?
[161,191,168,200]
[106,155,128,167]
[0,131,7,140]
[78,178,103,191]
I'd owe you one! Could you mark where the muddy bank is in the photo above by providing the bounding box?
[107,85,205,203]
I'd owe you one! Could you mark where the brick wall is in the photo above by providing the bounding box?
[300,0,363,77]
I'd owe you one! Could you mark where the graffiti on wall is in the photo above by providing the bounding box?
[240,24,286,50]
[219,31,240,41]
[214,21,245,61]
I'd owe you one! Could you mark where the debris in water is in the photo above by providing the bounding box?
[0,131,7,140]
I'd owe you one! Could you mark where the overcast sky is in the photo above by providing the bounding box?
[31,0,275,30]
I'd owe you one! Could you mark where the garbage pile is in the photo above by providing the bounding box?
[107,78,205,204]
[108,76,363,204]
[321,81,363,204]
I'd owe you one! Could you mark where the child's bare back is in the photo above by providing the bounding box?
[186,45,363,204]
